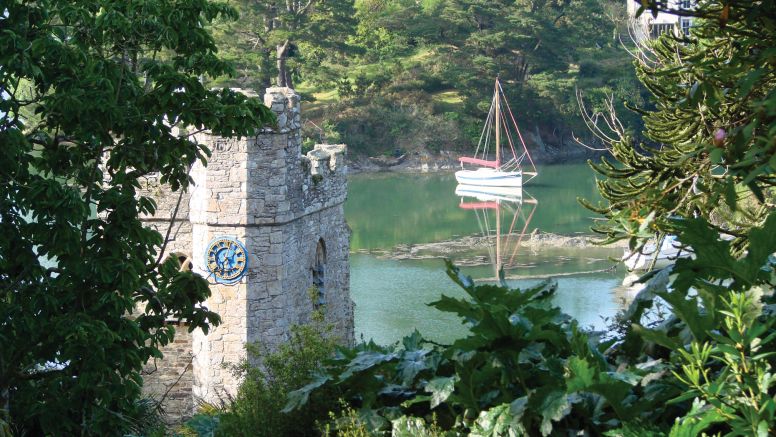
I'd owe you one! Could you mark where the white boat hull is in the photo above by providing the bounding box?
[455,168,522,187]
[455,184,522,203]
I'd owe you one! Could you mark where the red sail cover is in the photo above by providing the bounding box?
[458,156,500,168]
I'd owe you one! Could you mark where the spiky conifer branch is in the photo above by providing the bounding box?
[582,1,775,252]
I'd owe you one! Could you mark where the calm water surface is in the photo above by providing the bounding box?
[346,163,629,345]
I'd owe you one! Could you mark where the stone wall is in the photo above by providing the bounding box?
[138,174,193,260]
[141,323,194,423]
[138,86,353,420]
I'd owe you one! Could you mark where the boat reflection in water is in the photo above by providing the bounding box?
[454,184,537,279]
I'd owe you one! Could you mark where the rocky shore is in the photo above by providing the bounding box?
[354,231,627,263]
[348,147,606,174]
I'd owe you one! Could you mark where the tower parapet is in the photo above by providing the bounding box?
[302,144,348,214]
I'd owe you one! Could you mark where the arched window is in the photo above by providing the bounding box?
[311,239,326,307]
[167,252,193,272]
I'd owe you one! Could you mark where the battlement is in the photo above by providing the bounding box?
[301,144,347,214]
[262,87,301,134]
[182,87,347,226]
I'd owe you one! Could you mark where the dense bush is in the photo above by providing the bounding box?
[330,94,467,156]
[216,318,341,437]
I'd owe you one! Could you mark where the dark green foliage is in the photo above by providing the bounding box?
[210,0,357,91]
[0,0,273,434]
[609,214,776,436]
[216,323,340,437]
[184,413,221,437]
[329,94,465,156]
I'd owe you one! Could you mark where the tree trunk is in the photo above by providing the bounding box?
[276,40,290,87]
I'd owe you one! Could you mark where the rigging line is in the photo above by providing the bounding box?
[501,103,518,164]
[502,201,523,265]
[483,106,493,160]
[504,202,527,264]
[474,206,495,267]
[502,156,520,171]
[500,107,519,162]
[508,201,537,265]
[476,93,497,160]
[502,160,519,172]
[498,81,537,175]
[485,92,497,158]
[485,206,497,266]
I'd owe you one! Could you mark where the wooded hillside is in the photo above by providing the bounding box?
[210,0,645,159]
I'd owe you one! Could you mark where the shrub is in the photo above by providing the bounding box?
[216,318,340,436]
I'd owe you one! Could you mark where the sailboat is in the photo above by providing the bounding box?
[456,185,537,278]
[455,78,537,187]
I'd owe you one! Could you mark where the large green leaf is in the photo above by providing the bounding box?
[538,391,571,436]
[281,373,331,413]
[425,376,457,408]
[668,399,728,437]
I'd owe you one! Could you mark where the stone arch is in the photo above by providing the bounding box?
[311,238,326,307]
[168,252,193,272]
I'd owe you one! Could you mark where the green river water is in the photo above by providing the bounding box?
[345,163,632,345]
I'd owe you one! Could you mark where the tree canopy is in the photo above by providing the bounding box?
[0,0,273,434]
[210,0,645,157]
[211,0,357,92]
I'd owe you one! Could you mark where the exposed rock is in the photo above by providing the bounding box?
[359,232,627,262]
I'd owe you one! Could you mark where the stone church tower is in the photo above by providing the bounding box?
[139,87,353,419]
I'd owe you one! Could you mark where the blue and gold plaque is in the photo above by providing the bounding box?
[205,236,248,284]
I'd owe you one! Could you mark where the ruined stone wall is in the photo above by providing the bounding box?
[138,86,353,418]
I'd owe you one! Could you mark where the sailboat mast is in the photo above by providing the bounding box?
[495,201,501,277]
[495,79,501,169]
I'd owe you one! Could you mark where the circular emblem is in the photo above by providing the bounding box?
[205,236,248,284]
